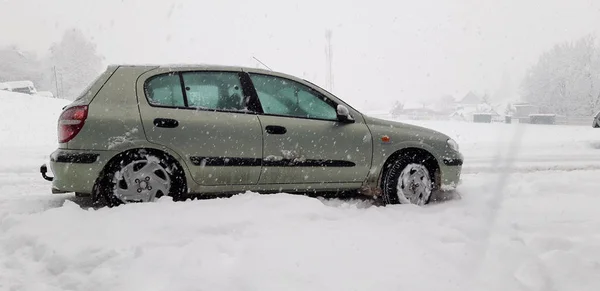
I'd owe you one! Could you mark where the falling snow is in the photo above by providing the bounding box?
[1,91,600,291]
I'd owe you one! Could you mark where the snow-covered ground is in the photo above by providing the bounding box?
[1,91,599,291]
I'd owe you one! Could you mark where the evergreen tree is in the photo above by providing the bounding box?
[49,28,104,99]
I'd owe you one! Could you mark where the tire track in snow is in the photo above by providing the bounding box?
[462,164,600,174]
[462,154,600,174]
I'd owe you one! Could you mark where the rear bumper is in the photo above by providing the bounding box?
[45,149,118,194]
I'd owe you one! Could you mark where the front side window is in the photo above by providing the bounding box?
[249,74,337,120]
[144,71,246,111]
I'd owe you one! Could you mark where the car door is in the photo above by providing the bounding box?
[137,69,263,186]
[247,72,372,185]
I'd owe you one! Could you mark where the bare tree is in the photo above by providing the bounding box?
[521,35,600,116]
[0,46,49,90]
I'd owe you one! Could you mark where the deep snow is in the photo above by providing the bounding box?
[0,91,599,291]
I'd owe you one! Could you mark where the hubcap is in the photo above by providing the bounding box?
[396,163,432,205]
[113,160,171,203]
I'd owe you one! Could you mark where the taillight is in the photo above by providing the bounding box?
[58,105,88,143]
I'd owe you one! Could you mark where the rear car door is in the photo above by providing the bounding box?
[137,69,263,186]
[247,73,372,185]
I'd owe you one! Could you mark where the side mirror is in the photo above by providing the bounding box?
[336,105,355,123]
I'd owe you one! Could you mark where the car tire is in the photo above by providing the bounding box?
[94,150,185,207]
[382,155,434,206]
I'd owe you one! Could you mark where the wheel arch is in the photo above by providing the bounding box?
[379,147,441,191]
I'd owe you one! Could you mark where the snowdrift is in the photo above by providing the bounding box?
[0,91,70,173]
[0,91,70,148]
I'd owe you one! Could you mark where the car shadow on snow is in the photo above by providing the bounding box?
[46,193,98,210]
[49,189,462,210]
[429,189,462,205]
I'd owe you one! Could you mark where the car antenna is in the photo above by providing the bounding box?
[252,56,274,71]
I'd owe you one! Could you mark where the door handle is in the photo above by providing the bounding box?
[265,125,287,135]
[153,118,179,128]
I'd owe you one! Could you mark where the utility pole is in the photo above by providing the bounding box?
[325,29,334,92]
[53,66,59,98]
[59,73,64,99]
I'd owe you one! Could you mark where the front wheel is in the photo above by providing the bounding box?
[382,157,434,206]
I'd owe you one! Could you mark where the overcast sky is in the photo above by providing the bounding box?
[1,0,600,111]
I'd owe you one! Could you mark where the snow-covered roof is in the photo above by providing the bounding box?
[529,113,556,116]
[402,101,425,110]
[458,91,481,104]
[514,103,536,107]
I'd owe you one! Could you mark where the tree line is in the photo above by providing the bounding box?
[521,35,600,116]
[0,28,103,99]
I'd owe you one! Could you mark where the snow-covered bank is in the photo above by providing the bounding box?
[0,99,599,291]
[1,171,598,291]
[0,91,70,173]
[0,91,70,147]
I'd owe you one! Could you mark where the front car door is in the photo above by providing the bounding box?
[137,68,263,187]
[246,72,373,188]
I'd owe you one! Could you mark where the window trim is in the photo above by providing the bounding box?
[178,73,189,107]
[142,71,259,114]
[245,72,341,122]
[301,79,362,114]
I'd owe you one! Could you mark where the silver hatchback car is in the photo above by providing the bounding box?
[41,64,462,206]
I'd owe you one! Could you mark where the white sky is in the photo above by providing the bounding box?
[1,0,600,111]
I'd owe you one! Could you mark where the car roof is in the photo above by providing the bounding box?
[114,63,305,84]
[117,63,269,72]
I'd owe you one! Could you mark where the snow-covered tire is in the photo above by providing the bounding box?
[382,155,435,206]
[93,150,185,207]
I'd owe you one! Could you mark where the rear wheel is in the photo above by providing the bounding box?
[94,150,184,206]
[382,156,435,206]
[113,159,171,203]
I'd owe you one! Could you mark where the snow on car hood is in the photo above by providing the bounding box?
[363,115,451,140]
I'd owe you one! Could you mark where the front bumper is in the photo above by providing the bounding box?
[439,151,463,189]
[41,149,117,194]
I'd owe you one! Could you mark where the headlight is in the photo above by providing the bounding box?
[447,138,459,152]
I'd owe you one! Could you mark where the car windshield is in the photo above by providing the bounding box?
[1,1,599,290]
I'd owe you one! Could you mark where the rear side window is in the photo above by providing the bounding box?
[146,73,185,107]
[182,72,245,111]
[144,71,246,111]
